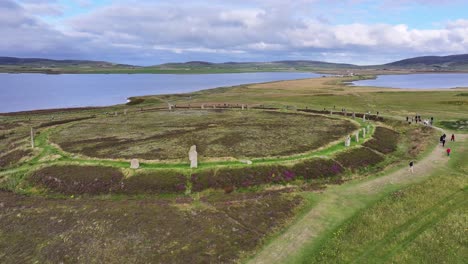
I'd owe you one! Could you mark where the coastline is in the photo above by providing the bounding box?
[0,73,317,115]
[2,72,468,115]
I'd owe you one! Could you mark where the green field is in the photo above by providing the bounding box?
[0,75,467,263]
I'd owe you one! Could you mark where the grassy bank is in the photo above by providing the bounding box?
[291,136,467,263]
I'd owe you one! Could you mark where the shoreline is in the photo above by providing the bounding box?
[2,73,468,115]
[0,74,318,115]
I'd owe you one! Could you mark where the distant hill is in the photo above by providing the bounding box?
[157,60,358,70]
[384,54,468,69]
[0,56,119,66]
[1,54,468,73]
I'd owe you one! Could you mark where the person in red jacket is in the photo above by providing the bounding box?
[451,134,455,141]
[446,148,451,156]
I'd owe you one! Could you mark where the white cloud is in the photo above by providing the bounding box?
[2,0,468,64]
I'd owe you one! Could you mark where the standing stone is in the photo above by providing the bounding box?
[201,104,205,109]
[330,110,333,115]
[362,128,366,138]
[345,135,351,147]
[363,114,366,122]
[352,112,356,119]
[241,104,245,110]
[355,131,359,142]
[130,159,140,169]
[367,125,370,135]
[189,145,198,168]
[30,127,34,149]
[213,105,216,109]
[114,111,118,116]
[168,103,173,111]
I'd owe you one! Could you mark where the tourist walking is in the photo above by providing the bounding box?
[446,148,451,156]
[442,139,446,147]
[451,134,455,142]
[409,161,414,173]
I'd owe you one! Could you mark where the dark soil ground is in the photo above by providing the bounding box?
[0,190,302,263]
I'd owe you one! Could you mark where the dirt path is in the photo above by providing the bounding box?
[248,133,466,264]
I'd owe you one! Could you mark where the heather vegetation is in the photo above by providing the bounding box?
[0,76,466,263]
[50,110,356,160]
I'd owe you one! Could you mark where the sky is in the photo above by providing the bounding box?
[1,0,468,65]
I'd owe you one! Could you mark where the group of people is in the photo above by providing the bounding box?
[440,133,455,155]
[406,115,434,126]
[409,133,455,173]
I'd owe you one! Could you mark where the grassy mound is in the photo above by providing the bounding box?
[406,126,437,157]
[0,149,32,168]
[363,126,399,154]
[439,119,467,131]
[30,165,189,195]
[30,165,124,195]
[335,147,384,171]
[122,171,187,194]
[192,158,343,192]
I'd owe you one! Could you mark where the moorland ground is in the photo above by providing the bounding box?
[50,110,356,160]
[0,75,467,263]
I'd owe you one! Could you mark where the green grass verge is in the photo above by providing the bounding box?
[292,136,467,263]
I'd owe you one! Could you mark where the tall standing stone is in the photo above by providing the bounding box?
[189,145,198,168]
[241,104,245,110]
[330,110,333,115]
[362,128,366,138]
[201,104,205,109]
[345,135,351,147]
[367,125,370,134]
[168,103,173,111]
[114,111,118,116]
[352,112,356,119]
[355,131,359,142]
[30,127,34,149]
[363,114,366,122]
[130,159,139,169]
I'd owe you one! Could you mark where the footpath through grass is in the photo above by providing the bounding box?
[302,136,467,263]
[247,132,464,264]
